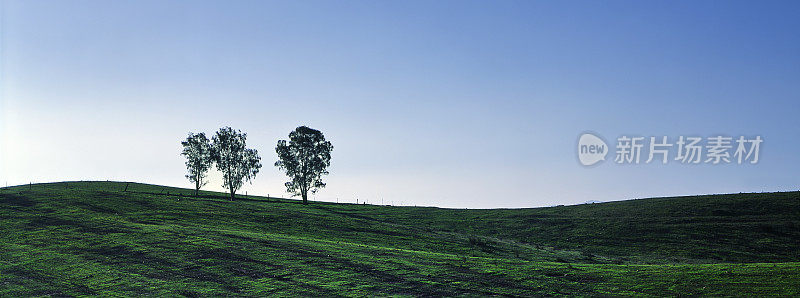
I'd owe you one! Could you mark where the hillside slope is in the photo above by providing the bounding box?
[0,182,798,296]
[341,191,800,263]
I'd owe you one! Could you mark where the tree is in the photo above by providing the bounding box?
[181,132,213,196]
[211,127,262,201]
[275,126,333,204]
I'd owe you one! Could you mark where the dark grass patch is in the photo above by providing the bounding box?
[126,218,165,225]
[0,193,38,207]
[25,216,139,234]
[27,216,83,229]
[311,205,382,222]
[187,243,338,294]
[73,201,119,214]
[67,245,245,293]
[2,266,95,296]
[341,226,412,237]
[444,263,538,295]
[252,239,464,296]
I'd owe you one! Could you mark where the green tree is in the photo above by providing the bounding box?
[275,126,333,204]
[181,132,213,196]
[212,127,262,201]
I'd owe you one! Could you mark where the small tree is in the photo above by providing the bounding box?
[181,132,213,196]
[211,127,262,201]
[275,126,333,204]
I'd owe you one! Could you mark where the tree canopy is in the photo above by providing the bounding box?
[275,126,333,204]
[181,132,213,196]
[212,127,262,201]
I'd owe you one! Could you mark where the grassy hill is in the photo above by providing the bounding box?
[1,181,798,296]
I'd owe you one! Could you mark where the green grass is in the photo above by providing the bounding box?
[1,181,798,296]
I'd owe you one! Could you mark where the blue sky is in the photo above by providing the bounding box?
[1,1,799,208]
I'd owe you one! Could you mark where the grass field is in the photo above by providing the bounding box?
[1,181,798,296]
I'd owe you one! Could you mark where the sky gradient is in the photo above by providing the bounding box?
[2,1,799,208]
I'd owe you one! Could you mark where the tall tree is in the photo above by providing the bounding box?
[275,126,333,204]
[181,132,213,196]
[211,127,262,201]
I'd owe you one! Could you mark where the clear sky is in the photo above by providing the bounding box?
[1,1,799,208]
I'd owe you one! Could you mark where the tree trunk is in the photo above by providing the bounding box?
[302,191,308,204]
[230,188,235,201]
[195,179,200,197]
